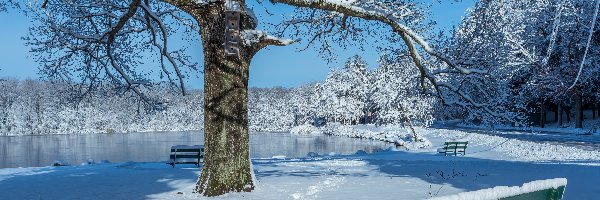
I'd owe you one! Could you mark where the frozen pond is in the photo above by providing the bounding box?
[0,131,393,168]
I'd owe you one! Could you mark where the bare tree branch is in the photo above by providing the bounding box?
[29,0,205,104]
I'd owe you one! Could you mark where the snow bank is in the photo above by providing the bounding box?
[289,124,323,135]
[456,123,595,135]
[425,128,600,162]
[321,123,393,140]
[320,123,431,149]
[430,178,567,200]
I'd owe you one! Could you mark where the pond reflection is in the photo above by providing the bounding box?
[0,131,392,168]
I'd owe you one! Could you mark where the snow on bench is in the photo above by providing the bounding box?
[437,141,468,156]
[166,145,204,168]
[430,178,567,200]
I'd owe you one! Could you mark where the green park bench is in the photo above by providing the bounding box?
[166,145,204,168]
[437,141,468,156]
[500,185,565,200]
[430,178,567,200]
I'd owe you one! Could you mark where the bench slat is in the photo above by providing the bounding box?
[171,145,202,149]
[171,148,203,152]
[444,142,468,145]
[168,158,200,162]
[166,162,199,165]
[170,154,202,159]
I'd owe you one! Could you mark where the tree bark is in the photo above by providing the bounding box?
[194,7,255,196]
[576,93,583,128]
[553,104,558,122]
[540,99,545,128]
[566,107,571,124]
[558,103,563,127]
[593,104,596,120]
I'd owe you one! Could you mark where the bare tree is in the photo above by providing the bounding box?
[5,0,488,196]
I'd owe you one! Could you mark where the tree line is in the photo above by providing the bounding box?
[0,79,203,135]
[0,54,434,135]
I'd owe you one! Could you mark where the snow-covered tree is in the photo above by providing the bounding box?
[321,55,370,124]
[289,83,321,125]
[248,87,294,131]
[371,54,435,126]
[438,0,600,127]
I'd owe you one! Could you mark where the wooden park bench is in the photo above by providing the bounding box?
[167,145,204,168]
[437,141,468,156]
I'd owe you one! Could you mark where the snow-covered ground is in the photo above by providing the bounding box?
[1,126,599,199]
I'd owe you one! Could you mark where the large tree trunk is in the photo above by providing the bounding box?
[576,93,583,128]
[195,8,255,196]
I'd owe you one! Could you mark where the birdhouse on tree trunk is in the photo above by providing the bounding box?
[224,0,241,57]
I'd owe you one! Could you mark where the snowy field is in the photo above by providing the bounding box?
[1,127,599,199]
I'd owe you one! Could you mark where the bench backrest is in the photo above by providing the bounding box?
[431,178,566,200]
[500,186,565,200]
[171,145,204,153]
[444,141,468,146]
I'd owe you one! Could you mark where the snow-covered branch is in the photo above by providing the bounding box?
[270,0,486,75]
[241,30,300,48]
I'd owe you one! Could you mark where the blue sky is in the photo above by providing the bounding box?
[0,0,476,89]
